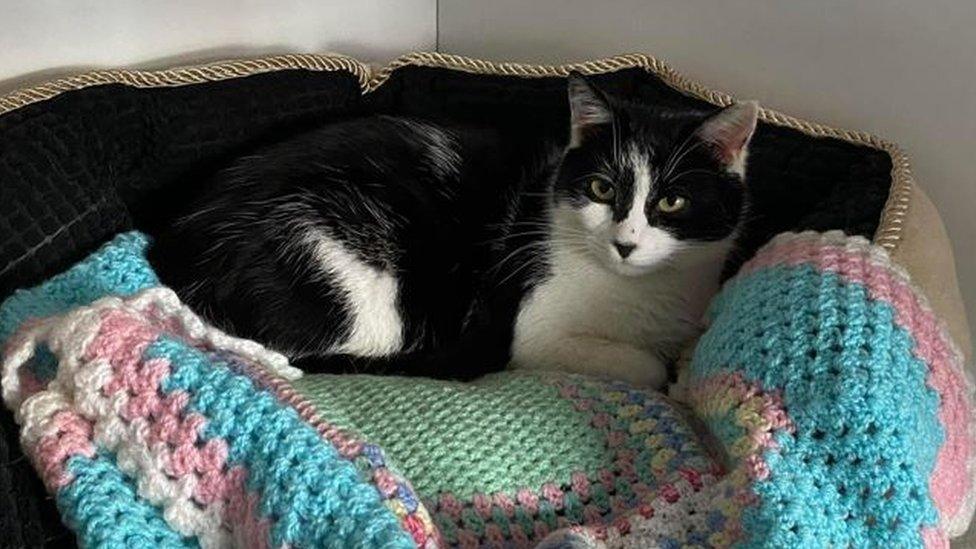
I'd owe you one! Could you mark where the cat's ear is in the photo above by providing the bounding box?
[696,101,759,176]
[568,71,612,148]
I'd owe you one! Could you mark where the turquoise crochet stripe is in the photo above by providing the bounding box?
[0,231,157,380]
[146,336,414,549]
[0,231,157,343]
[693,264,942,547]
[58,452,198,548]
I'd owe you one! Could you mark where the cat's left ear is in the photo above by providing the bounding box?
[696,101,759,177]
[567,71,612,148]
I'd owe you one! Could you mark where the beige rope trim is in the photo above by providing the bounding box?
[0,54,370,116]
[0,50,910,250]
[367,51,912,250]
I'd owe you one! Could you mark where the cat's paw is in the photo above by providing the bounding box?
[590,345,668,388]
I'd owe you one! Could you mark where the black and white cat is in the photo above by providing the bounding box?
[149,74,758,387]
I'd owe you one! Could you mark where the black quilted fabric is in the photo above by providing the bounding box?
[0,64,891,546]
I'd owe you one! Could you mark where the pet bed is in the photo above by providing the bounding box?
[0,52,972,548]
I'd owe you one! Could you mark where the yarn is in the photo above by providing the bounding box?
[1,233,433,548]
[61,452,198,548]
[2,230,973,548]
[297,372,727,548]
[293,373,613,499]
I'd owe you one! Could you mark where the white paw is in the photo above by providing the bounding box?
[592,346,668,388]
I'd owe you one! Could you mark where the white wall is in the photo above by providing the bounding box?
[0,0,435,90]
[440,0,976,335]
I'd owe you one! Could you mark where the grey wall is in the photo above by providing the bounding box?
[440,0,976,332]
[0,0,435,90]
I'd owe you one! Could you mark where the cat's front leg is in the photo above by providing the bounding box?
[511,334,668,388]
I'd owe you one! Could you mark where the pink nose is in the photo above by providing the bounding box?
[613,241,636,258]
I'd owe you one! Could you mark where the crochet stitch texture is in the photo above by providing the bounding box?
[540,231,974,548]
[0,233,436,548]
[1,230,973,548]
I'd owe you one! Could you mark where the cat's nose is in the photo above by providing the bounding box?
[613,241,637,259]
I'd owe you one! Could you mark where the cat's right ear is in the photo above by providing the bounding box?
[568,72,612,148]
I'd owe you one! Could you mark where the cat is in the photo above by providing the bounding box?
[148,73,758,387]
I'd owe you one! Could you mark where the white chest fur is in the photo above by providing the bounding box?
[510,242,724,387]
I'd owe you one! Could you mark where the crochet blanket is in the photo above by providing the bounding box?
[0,231,973,548]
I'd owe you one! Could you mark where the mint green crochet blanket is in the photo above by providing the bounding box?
[1,230,973,548]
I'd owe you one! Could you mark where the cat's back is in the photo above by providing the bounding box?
[149,115,500,358]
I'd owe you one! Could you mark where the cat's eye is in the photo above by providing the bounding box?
[589,179,615,202]
[657,195,688,213]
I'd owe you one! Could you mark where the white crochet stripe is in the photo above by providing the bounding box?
[17,389,74,452]
[122,287,301,381]
[3,287,301,413]
[1,288,310,547]
[3,300,231,547]
[79,356,231,547]
[2,306,104,419]
[93,390,229,547]
[735,229,976,537]
[620,478,728,548]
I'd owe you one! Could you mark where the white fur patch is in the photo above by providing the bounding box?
[579,202,611,230]
[627,226,682,269]
[305,230,403,356]
[617,147,652,248]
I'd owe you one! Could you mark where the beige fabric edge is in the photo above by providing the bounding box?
[0,49,968,358]
[888,184,973,362]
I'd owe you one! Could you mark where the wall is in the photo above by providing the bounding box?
[440,0,976,338]
[0,0,435,90]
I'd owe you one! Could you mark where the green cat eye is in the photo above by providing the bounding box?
[589,179,615,202]
[657,195,688,213]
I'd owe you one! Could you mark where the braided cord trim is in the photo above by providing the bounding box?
[0,53,370,115]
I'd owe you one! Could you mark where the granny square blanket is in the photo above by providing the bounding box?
[1,230,973,548]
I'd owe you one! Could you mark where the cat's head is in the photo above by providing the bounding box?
[551,73,759,276]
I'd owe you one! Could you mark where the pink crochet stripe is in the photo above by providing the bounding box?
[921,526,948,549]
[84,309,271,546]
[688,372,793,481]
[33,409,97,490]
[738,236,973,525]
[225,468,275,549]
[84,309,161,389]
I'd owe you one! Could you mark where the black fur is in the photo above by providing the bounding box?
[149,77,749,379]
[150,116,550,378]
